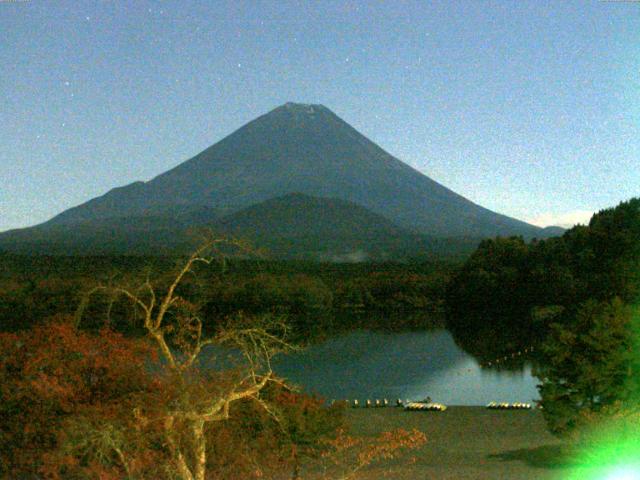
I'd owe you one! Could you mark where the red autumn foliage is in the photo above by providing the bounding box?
[315,427,427,479]
[0,242,430,479]
[0,316,157,478]
[0,317,427,480]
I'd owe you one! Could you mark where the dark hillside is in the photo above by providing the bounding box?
[0,194,480,260]
[26,103,549,239]
[0,103,560,256]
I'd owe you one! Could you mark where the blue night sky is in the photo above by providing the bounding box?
[1,0,638,232]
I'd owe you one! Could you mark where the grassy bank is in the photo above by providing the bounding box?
[344,406,571,480]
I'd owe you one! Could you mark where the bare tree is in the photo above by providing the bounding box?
[76,238,295,480]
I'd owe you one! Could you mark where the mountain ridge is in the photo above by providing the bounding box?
[41,102,547,238]
[0,102,564,257]
[0,193,482,260]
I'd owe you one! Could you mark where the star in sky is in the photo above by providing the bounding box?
[1,0,638,232]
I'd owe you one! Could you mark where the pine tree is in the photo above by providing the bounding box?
[534,298,640,436]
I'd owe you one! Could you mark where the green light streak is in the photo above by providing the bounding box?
[603,466,640,480]
[559,304,640,480]
[561,419,640,480]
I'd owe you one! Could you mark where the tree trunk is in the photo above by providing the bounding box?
[165,416,195,480]
[193,420,207,480]
[174,450,195,480]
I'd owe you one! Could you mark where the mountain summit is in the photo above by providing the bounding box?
[42,102,545,239]
[0,103,558,257]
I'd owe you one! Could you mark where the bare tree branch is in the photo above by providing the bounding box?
[76,237,295,480]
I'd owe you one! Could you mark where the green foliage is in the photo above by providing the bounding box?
[445,198,640,433]
[534,299,639,436]
[445,236,545,360]
[447,236,531,321]
[0,254,453,338]
[207,273,333,316]
[334,270,448,313]
[446,197,640,363]
[565,199,640,303]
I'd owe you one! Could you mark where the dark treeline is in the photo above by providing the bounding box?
[446,198,640,363]
[4,198,638,359]
[0,253,454,338]
[3,198,638,477]
[0,250,430,479]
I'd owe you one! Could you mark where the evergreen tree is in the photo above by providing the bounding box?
[534,298,640,436]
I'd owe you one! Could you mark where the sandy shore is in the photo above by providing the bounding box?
[344,406,572,480]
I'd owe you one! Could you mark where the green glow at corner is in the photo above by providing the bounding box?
[603,466,640,480]
[565,416,640,478]
[569,442,640,480]
[565,305,640,480]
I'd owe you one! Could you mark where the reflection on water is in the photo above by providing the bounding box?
[274,329,539,406]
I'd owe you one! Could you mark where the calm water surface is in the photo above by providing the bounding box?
[273,329,539,406]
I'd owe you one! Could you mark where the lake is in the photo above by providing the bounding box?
[273,329,540,406]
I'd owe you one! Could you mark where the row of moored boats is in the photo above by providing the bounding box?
[486,402,532,410]
[336,399,533,411]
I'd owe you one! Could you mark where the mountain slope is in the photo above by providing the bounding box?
[220,193,422,260]
[0,206,220,255]
[41,102,549,239]
[222,192,406,240]
[0,194,482,259]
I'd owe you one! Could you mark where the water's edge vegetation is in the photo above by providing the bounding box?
[0,197,638,478]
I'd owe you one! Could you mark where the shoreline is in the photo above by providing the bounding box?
[343,406,569,480]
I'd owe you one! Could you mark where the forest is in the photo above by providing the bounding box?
[446,198,640,436]
[0,247,438,478]
[1,197,639,478]
[446,198,640,360]
[0,255,452,337]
